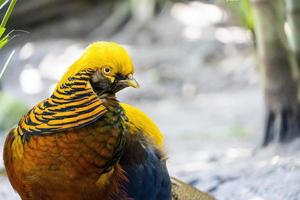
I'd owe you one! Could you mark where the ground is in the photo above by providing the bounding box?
[0,1,300,200]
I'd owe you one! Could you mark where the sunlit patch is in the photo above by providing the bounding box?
[284,22,291,39]
[215,27,251,44]
[171,1,225,41]
[171,1,224,27]
[250,197,265,200]
[271,155,280,165]
[285,22,294,49]
[225,147,252,159]
[183,27,202,41]
[38,44,83,81]
[19,65,43,94]
[19,43,34,60]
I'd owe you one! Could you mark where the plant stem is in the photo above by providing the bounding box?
[0,0,9,11]
[0,0,17,29]
[0,50,15,80]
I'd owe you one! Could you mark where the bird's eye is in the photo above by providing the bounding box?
[102,67,111,75]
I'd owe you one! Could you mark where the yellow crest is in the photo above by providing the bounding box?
[57,42,134,89]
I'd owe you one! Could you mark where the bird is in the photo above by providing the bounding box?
[3,42,214,200]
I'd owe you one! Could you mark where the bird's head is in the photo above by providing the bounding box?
[56,42,139,95]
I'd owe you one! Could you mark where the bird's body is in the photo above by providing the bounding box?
[4,101,170,200]
[4,97,128,200]
[3,42,214,200]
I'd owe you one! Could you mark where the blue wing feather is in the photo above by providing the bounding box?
[121,145,171,200]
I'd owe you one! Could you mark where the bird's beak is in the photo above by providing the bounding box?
[118,76,139,88]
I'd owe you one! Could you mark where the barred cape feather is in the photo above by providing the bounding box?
[17,69,107,140]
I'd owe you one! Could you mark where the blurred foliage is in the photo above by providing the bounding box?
[0,0,17,49]
[219,0,254,30]
[0,168,5,176]
[0,92,27,132]
[1,0,17,84]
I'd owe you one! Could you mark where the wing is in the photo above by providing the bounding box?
[17,69,107,140]
[119,103,171,199]
[119,134,171,200]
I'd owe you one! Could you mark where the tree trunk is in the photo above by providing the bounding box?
[251,0,300,146]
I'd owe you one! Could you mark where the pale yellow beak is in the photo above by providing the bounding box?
[119,77,139,88]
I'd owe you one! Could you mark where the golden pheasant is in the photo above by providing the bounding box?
[3,42,214,200]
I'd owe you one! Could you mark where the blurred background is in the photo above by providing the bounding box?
[1,0,300,199]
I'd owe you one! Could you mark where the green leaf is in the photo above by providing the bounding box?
[0,34,9,49]
[0,27,5,38]
[0,0,17,29]
[0,50,15,80]
[0,0,9,9]
[0,38,8,48]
